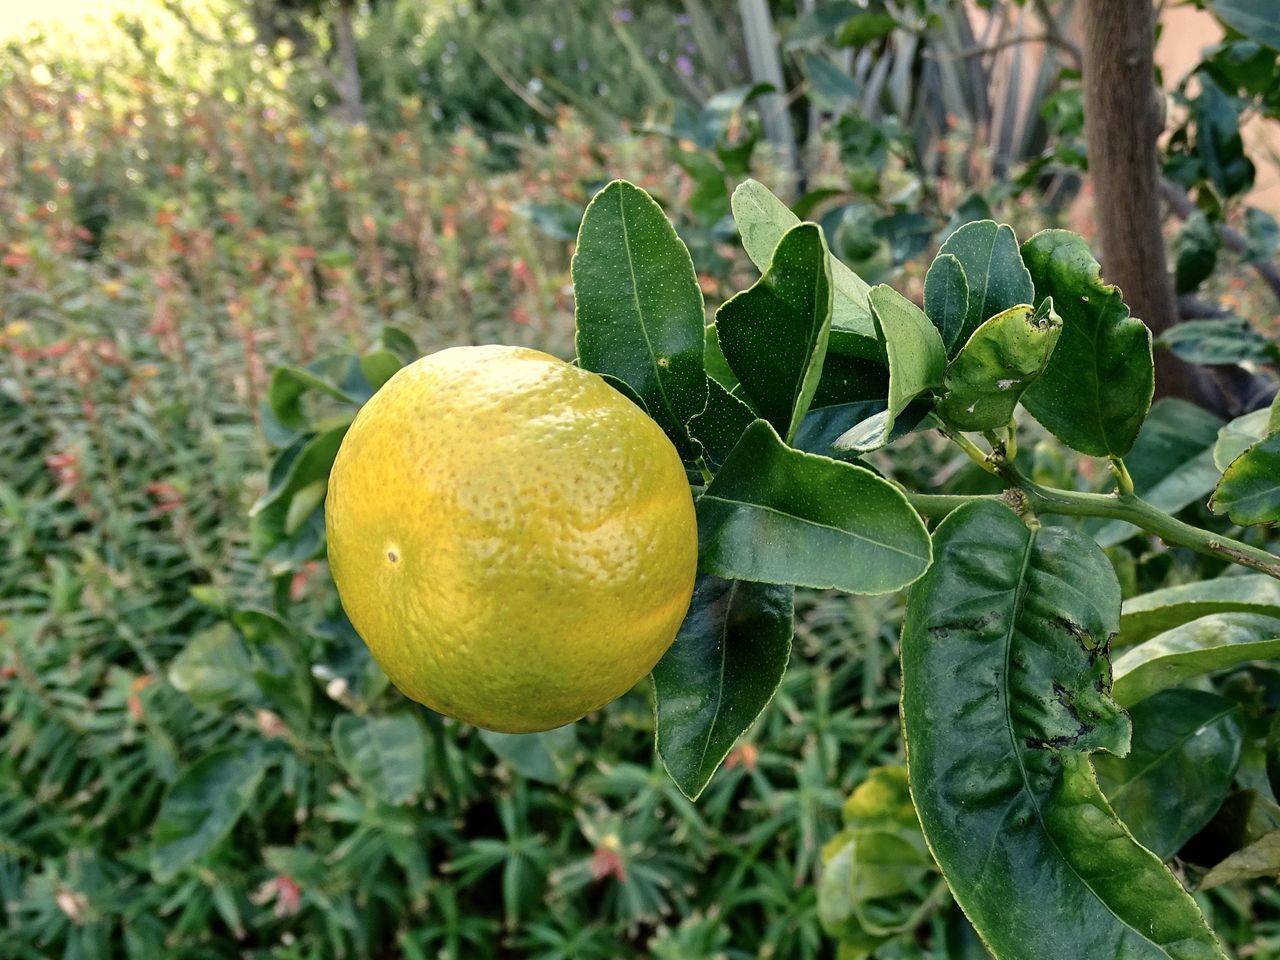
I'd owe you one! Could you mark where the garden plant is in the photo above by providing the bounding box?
[6,1,1280,957]
[313,175,1280,958]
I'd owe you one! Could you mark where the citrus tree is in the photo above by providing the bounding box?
[270,178,1280,958]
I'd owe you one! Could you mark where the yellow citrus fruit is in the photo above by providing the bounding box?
[325,344,698,733]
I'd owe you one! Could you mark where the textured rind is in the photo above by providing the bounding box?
[325,345,698,733]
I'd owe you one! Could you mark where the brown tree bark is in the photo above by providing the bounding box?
[1081,0,1221,409]
[331,0,366,126]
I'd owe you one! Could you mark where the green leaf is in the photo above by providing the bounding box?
[250,425,348,572]
[714,222,834,442]
[1112,613,1280,707]
[923,252,969,353]
[359,349,404,392]
[838,285,943,450]
[268,364,360,432]
[1211,432,1280,525]
[696,420,931,594]
[1088,399,1224,548]
[730,179,878,346]
[150,747,268,882]
[1095,690,1242,860]
[234,610,313,725]
[1196,74,1255,199]
[689,378,756,472]
[1200,830,1280,889]
[1173,212,1221,295]
[935,220,1034,348]
[704,323,739,391]
[1214,406,1271,471]
[379,325,418,363]
[802,53,860,111]
[1158,318,1278,366]
[572,179,707,459]
[168,624,255,710]
[1210,0,1280,50]
[478,726,578,784]
[936,300,1061,432]
[1120,575,1280,647]
[836,9,897,46]
[901,501,1227,960]
[332,713,427,806]
[1020,230,1154,457]
[652,575,793,799]
[830,399,933,455]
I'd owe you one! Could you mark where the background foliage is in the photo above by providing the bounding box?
[2,0,1280,957]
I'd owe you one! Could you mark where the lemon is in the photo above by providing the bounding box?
[325,345,699,733]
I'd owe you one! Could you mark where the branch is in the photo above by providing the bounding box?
[910,437,1280,581]
[940,32,1082,70]
[1160,177,1280,304]
[475,47,556,121]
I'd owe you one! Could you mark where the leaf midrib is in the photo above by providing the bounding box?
[699,493,927,563]
[691,581,736,778]
[996,529,1173,954]
[616,186,682,430]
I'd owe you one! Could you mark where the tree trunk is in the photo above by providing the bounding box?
[331,0,365,126]
[1080,0,1221,409]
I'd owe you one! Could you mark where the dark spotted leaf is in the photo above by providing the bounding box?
[901,501,1227,960]
[1020,230,1154,457]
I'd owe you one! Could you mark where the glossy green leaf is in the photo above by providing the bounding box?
[1112,613,1280,707]
[168,624,255,710]
[923,252,969,353]
[1158,318,1278,366]
[715,222,833,442]
[1214,407,1270,471]
[1210,0,1280,50]
[1196,74,1255,199]
[151,747,268,882]
[268,363,360,432]
[1174,212,1221,295]
[378,325,418,364]
[1095,690,1242,859]
[901,501,1227,960]
[696,420,931,594]
[1119,575,1280,647]
[803,53,860,110]
[836,285,943,450]
[935,220,1034,348]
[652,574,793,799]
[689,378,756,472]
[1211,432,1280,525]
[251,425,348,573]
[730,179,878,346]
[1020,230,1154,457]
[936,300,1060,432]
[331,713,427,806]
[704,323,739,391]
[1089,399,1224,547]
[830,399,933,455]
[572,179,707,459]
[478,726,578,784]
[1200,830,1280,889]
